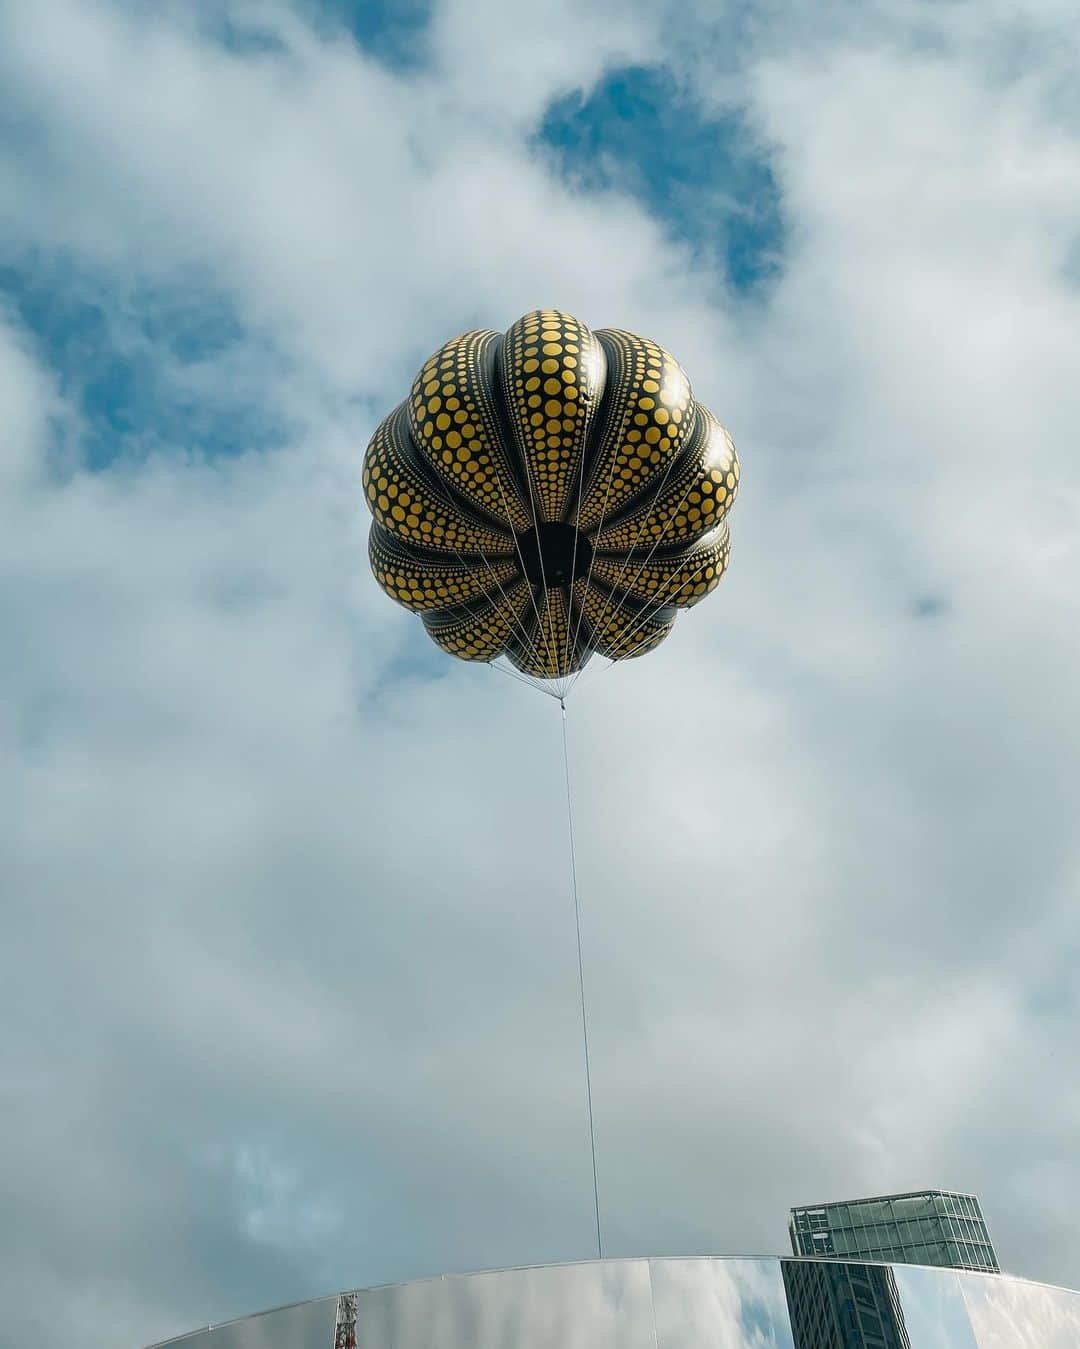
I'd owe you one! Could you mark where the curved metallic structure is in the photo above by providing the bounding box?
[149,1256,1080,1348]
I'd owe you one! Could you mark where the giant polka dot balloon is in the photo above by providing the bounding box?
[362,310,739,693]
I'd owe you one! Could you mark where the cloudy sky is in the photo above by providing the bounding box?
[2,0,1079,1344]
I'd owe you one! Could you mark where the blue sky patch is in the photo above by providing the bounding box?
[538,65,785,293]
[302,0,432,69]
[0,258,291,471]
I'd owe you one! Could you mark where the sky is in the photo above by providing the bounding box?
[2,0,1079,1344]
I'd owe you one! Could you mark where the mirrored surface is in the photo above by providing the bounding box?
[960,1270,1080,1348]
[146,1258,1080,1349]
[353,1260,656,1349]
[651,1258,795,1348]
[147,1296,337,1349]
[782,1259,910,1348]
[209,1297,337,1349]
[893,1265,978,1348]
[148,1328,212,1347]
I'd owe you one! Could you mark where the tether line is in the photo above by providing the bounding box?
[560,699,602,1259]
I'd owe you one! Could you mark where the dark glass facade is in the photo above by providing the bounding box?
[783,1258,910,1348]
[789,1191,999,1273]
[147,1257,1080,1349]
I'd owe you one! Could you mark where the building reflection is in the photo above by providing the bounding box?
[782,1259,910,1349]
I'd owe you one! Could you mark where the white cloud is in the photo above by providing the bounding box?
[2,1,1080,1345]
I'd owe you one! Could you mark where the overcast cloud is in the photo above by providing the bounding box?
[2,1,1079,1345]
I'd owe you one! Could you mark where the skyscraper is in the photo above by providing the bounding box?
[782,1258,910,1349]
[789,1189,999,1273]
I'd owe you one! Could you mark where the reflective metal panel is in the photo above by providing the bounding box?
[782,1259,909,1349]
[353,1260,656,1349]
[147,1259,1080,1349]
[651,1258,795,1348]
[960,1271,1080,1348]
[149,1330,212,1348]
[208,1297,336,1349]
[893,1265,978,1348]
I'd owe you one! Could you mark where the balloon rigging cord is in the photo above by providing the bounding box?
[560,698,603,1260]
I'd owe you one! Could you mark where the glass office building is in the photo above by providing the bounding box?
[147,1256,1080,1349]
[789,1191,999,1273]
[782,1257,911,1349]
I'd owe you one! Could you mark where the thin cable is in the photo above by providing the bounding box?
[405,440,553,680]
[516,426,560,683]
[567,551,721,697]
[585,442,683,619]
[489,468,559,684]
[562,470,720,700]
[486,657,563,699]
[560,700,602,1259]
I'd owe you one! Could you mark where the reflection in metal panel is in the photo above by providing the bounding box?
[209,1297,337,1349]
[650,1257,795,1349]
[145,1297,337,1349]
[147,1329,212,1347]
[782,1259,909,1348]
[892,1266,977,1349]
[960,1271,1080,1348]
[145,1257,1080,1349]
[351,1260,656,1349]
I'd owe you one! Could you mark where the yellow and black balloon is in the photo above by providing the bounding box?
[363,310,739,686]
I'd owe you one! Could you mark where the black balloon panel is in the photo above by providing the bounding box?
[592,406,738,554]
[363,403,516,558]
[423,581,535,662]
[591,521,730,611]
[573,329,695,533]
[408,329,532,532]
[506,585,590,680]
[500,310,606,525]
[571,578,675,662]
[368,522,518,614]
